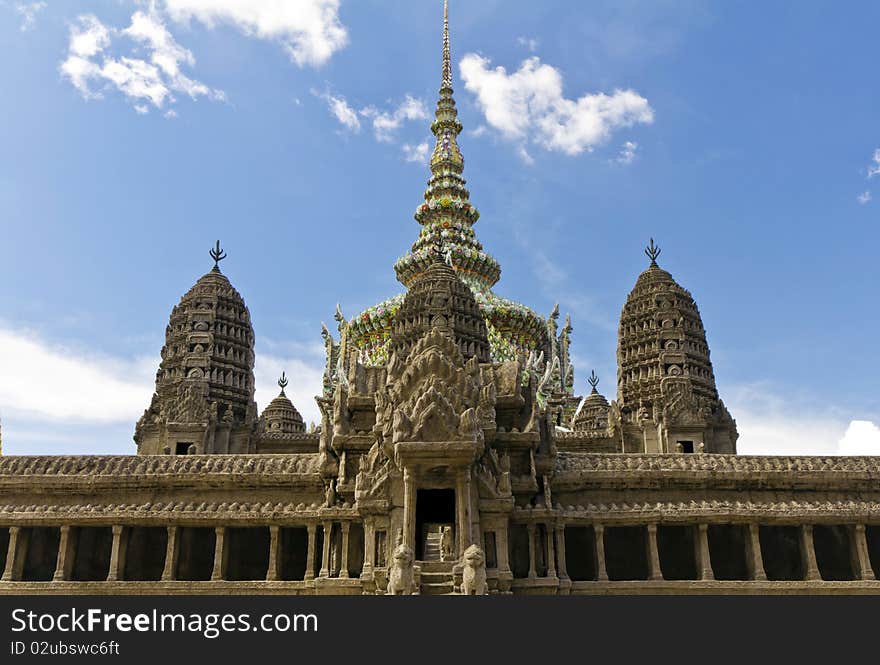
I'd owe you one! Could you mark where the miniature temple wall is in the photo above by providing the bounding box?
[2,453,880,594]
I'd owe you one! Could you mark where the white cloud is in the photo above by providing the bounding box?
[616,140,638,164]
[360,95,429,142]
[517,36,539,52]
[163,0,348,68]
[725,382,880,456]
[313,89,361,132]
[468,125,488,138]
[460,54,653,159]
[0,326,155,423]
[316,92,428,143]
[857,190,871,205]
[402,141,430,163]
[15,1,46,32]
[868,148,880,178]
[60,10,223,115]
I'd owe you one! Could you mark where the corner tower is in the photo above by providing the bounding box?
[134,242,258,455]
[614,240,737,453]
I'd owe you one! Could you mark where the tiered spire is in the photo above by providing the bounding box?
[394,0,501,291]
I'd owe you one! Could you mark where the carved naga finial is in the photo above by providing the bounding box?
[588,370,599,394]
[278,371,289,396]
[210,240,227,271]
[645,238,661,266]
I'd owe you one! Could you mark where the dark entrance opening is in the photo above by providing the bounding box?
[0,528,9,574]
[175,527,215,581]
[123,527,167,581]
[657,525,697,580]
[70,527,113,582]
[175,442,192,456]
[678,441,694,453]
[21,527,60,582]
[866,526,880,578]
[708,524,749,580]
[813,525,855,581]
[415,489,455,560]
[279,527,309,581]
[759,525,804,581]
[226,527,270,581]
[565,526,597,581]
[509,525,530,578]
[604,526,649,581]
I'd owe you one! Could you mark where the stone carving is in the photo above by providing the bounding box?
[440,526,455,562]
[386,543,415,595]
[461,544,488,595]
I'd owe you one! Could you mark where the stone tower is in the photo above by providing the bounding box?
[259,373,306,434]
[134,242,258,455]
[613,240,737,453]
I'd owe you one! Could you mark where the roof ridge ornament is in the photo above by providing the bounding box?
[588,370,599,394]
[644,238,661,266]
[278,371,289,396]
[210,240,227,272]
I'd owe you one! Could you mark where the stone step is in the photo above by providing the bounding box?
[418,560,455,574]
[420,581,454,595]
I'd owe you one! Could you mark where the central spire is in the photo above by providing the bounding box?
[394,1,501,291]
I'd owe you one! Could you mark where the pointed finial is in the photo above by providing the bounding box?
[442,0,451,88]
[278,371,289,396]
[644,238,661,266]
[588,370,599,394]
[209,240,227,271]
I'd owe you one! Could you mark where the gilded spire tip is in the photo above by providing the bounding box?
[442,0,451,88]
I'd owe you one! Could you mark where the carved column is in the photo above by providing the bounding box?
[496,524,511,576]
[403,469,416,551]
[696,524,714,581]
[594,524,609,581]
[800,525,820,581]
[2,526,23,581]
[266,526,280,582]
[107,525,126,582]
[555,525,569,581]
[546,524,557,578]
[339,522,351,579]
[362,519,375,576]
[527,523,537,578]
[162,526,178,581]
[455,469,472,556]
[319,521,332,578]
[852,525,874,581]
[746,523,766,581]
[305,524,317,581]
[646,524,662,580]
[53,525,74,582]
[211,526,227,581]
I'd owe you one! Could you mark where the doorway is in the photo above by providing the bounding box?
[415,489,455,560]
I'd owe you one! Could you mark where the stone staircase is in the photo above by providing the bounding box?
[419,530,455,595]
[419,560,455,595]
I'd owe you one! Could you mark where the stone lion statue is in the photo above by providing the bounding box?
[440,526,455,562]
[461,544,488,595]
[386,543,415,595]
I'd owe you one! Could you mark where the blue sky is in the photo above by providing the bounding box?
[1,0,879,456]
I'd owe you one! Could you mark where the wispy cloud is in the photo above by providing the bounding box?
[857,190,871,205]
[402,141,430,163]
[313,89,361,132]
[163,0,348,68]
[60,9,224,115]
[360,95,429,142]
[460,54,653,161]
[14,1,46,32]
[615,140,638,164]
[868,148,880,178]
[517,36,539,52]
